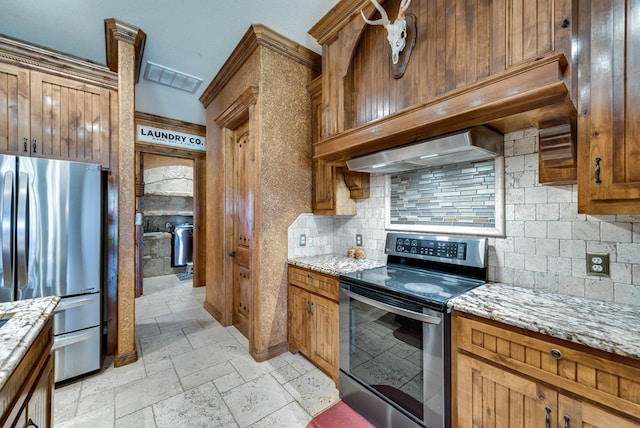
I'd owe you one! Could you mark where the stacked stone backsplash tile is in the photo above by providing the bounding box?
[288,128,640,306]
[287,214,335,258]
[495,129,640,305]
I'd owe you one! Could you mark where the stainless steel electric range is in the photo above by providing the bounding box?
[338,232,488,428]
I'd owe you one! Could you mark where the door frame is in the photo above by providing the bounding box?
[133,112,206,295]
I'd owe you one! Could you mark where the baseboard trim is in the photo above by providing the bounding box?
[114,348,138,367]
[251,340,289,362]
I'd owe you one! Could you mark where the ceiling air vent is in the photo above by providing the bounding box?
[143,61,203,93]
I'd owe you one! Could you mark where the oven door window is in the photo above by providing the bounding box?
[342,291,445,426]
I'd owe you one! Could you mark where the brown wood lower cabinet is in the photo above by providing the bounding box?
[287,265,339,386]
[452,311,640,427]
[1,318,54,428]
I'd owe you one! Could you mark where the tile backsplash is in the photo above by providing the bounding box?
[288,128,640,306]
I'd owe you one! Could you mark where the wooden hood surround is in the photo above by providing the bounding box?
[310,0,578,184]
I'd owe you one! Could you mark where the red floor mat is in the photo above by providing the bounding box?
[307,401,375,428]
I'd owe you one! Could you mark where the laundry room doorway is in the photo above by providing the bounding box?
[133,112,206,297]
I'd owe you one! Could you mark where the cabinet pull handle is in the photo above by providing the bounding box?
[27,419,38,428]
[550,348,562,359]
[309,302,313,315]
[23,138,28,152]
[31,139,37,153]
[594,157,602,184]
[545,406,551,428]
[563,415,570,428]
[229,251,237,259]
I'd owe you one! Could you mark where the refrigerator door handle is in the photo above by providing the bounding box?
[16,172,28,288]
[54,295,96,313]
[2,171,14,289]
[52,330,93,351]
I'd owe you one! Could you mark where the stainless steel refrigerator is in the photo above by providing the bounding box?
[0,155,102,383]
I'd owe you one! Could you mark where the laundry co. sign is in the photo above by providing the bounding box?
[137,125,206,151]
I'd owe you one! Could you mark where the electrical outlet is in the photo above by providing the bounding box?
[299,234,306,247]
[355,234,363,246]
[586,253,609,276]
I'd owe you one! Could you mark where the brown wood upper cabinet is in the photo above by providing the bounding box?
[0,62,114,168]
[577,0,640,213]
[0,37,117,169]
[308,76,369,215]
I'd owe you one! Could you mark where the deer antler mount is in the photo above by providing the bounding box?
[361,0,417,79]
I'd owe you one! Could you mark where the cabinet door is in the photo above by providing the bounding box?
[557,394,639,428]
[0,62,30,156]
[30,71,111,167]
[287,285,310,355]
[578,0,640,213]
[26,353,54,428]
[309,293,338,381]
[456,353,557,428]
[312,158,335,213]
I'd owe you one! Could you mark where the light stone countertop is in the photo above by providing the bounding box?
[287,254,385,276]
[0,296,59,390]
[287,257,640,362]
[449,283,640,361]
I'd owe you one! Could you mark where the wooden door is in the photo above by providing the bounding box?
[287,285,310,355]
[231,120,253,338]
[578,0,640,213]
[0,62,30,156]
[558,395,639,428]
[456,353,557,427]
[309,293,338,380]
[30,71,112,168]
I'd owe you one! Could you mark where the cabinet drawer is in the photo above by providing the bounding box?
[455,313,640,419]
[288,266,338,301]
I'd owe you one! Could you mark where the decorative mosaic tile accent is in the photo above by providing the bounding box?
[389,160,496,228]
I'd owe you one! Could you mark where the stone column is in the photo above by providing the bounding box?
[105,18,146,367]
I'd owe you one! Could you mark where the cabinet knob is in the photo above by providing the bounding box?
[31,139,37,153]
[550,348,562,359]
[594,157,602,184]
[23,138,28,152]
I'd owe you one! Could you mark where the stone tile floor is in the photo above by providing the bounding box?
[53,274,339,427]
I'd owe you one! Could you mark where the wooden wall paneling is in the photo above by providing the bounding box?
[340,0,573,134]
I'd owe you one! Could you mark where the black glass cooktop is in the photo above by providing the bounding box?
[340,264,484,308]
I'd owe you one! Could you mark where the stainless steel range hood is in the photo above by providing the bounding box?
[345,126,503,173]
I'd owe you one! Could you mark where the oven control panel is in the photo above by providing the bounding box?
[395,237,466,259]
[385,232,488,268]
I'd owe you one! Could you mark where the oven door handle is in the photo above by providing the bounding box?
[341,288,442,325]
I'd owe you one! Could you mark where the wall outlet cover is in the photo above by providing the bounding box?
[586,253,609,277]
[299,234,306,246]
[356,234,363,246]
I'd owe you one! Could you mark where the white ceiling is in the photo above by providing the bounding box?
[1,0,341,125]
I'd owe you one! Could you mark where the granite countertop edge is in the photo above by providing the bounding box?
[287,254,385,276]
[449,282,640,362]
[0,296,60,390]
